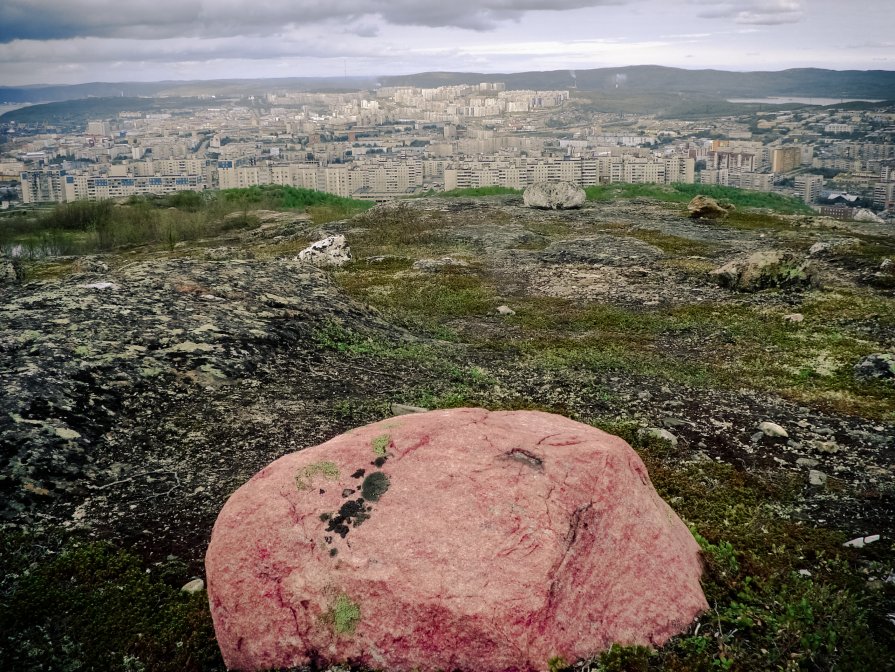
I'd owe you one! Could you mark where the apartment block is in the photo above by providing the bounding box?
[733,172,773,192]
[873,182,895,209]
[20,169,67,203]
[444,155,694,191]
[64,173,208,201]
[700,168,729,186]
[794,174,824,203]
[772,146,803,173]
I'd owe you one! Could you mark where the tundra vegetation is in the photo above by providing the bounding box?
[1,185,892,671]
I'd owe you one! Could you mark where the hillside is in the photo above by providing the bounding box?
[2,67,894,105]
[380,66,895,99]
[1,189,893,671]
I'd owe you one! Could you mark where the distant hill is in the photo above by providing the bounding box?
[0,97,210,127]
[0,77,378,104]
[1,67,893,106]
[379,66,895,100]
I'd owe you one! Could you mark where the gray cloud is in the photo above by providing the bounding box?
[0,0,630,42]
[690,0,803,25]
[0,35,383,65]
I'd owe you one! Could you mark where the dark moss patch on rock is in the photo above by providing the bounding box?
[324,498,373,539]
[361,471,390,502]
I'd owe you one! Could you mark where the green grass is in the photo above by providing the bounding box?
[622,229,720,256]
[351,202,453,252]
[417,186,522,198]
[0,187,371,262]
[585,183,812,214]
[220,184,372,216]
[480,295,895,418]
[335,212,894,418]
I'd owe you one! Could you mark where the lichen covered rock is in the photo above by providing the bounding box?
[687,195,729,219]
[298,234,352,267]
[710,250,817,291]
[206,408,707,672]
[523,181,586,210]
[854,353,895,380]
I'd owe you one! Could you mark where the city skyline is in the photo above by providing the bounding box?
[1,0,894,86]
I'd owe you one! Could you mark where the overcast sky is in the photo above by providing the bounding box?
[1,0,893,86]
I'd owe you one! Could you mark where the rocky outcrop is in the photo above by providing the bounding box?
[298,234,351,267]
[854,353,895,380]
[710,250,817,291]
[523,181,586,210]
[0,258,395,525]
[687,195,729,219]
[206,409,707,672]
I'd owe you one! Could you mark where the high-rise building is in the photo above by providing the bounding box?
[772,146,803,173]
[794,174,824,203]
[19,169,67,203]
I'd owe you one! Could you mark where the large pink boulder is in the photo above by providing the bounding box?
[206,409,707,671]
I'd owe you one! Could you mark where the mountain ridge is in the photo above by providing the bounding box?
[2,66,894,104]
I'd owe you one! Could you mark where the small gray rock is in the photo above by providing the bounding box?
[758,421,788,438]
[813,440,840,454]
[496,305,516,316]
[181,578,205,594]
[796,457,819,468]
[641,427,678,447]
[844,534,881,549]
[390,403,429,416]
[808,470,828,486]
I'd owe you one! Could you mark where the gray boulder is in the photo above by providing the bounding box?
[710,250,817,291]
[522,181,586,210]
[298,235,352,267]
[688,195,729,220]
[853,208,884,224]
[854,353,895,381]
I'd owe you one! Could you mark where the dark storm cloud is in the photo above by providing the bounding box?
[0,0,631,42]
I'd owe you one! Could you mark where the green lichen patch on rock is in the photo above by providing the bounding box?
[360,471,390,502]
[295,461,340,491]
[371,433,390,457]
[327,593,361,635]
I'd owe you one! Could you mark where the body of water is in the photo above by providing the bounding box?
[727,97,883,105]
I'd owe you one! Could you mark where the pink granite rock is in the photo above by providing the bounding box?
[206,409,707,671]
